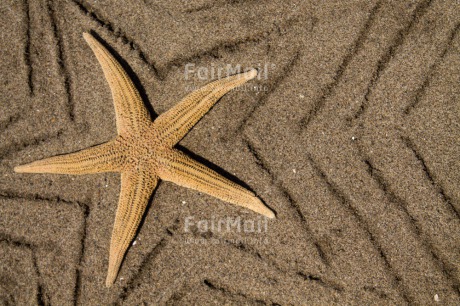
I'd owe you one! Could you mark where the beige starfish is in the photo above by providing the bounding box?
[15,32,275,287]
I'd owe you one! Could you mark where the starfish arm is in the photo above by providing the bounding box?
[157,150,275,218]
[14,140,122,174]
[106,169,158,287]
[83,33,150,134]
[153,69,257,147]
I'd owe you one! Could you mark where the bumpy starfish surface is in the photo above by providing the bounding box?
[15,32,275,287]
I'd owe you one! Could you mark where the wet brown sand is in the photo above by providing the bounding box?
[0,0,459,304]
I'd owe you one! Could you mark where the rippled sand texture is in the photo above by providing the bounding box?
[0,0,459,304]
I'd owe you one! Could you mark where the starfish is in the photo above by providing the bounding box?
[15,32,275,287]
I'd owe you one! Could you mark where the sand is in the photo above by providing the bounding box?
[0,0,459,304]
